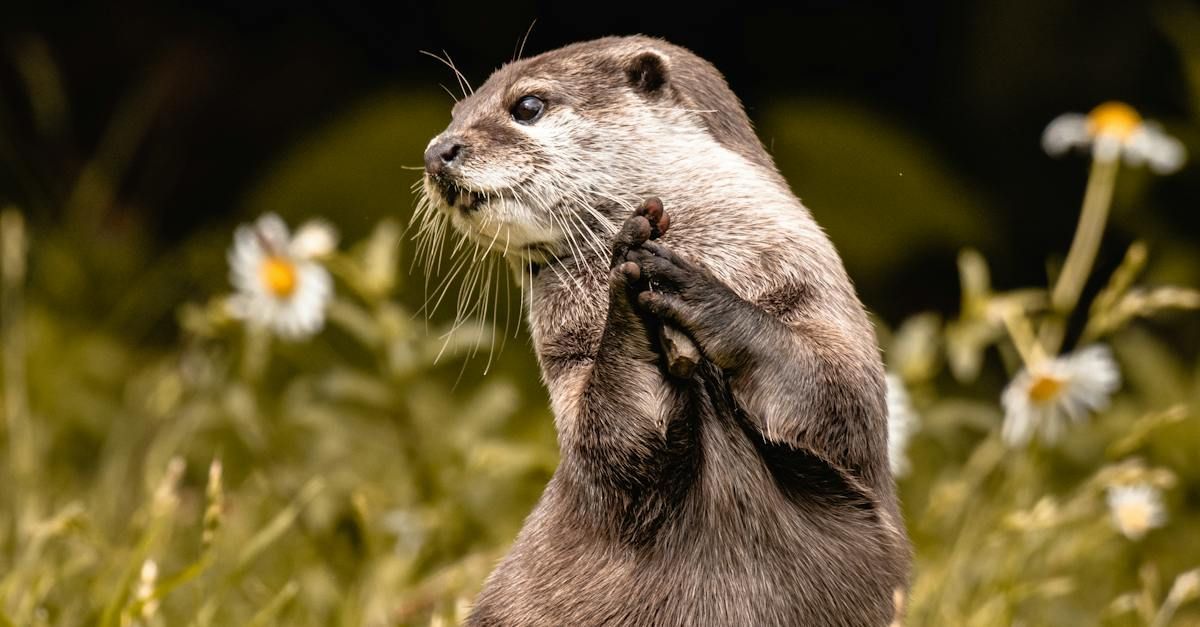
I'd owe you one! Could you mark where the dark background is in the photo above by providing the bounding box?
[1,0,1196,322]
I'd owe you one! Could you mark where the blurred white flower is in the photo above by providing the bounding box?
[1000,345,1120,446]
[227,213,337,340]
[1043,102,1186,174]
[1106,483,1166,540]
[886,374,919,477]
[383,508,427,557]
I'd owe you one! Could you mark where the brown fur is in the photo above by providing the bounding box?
[420,35,911,626]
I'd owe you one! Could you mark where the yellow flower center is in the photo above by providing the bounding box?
[1087,101,1142,140]
[1114,502,1152,536]
[259,256,298,298]
[1028,374,1066,403]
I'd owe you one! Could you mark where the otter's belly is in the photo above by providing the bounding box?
[468,416,899,627]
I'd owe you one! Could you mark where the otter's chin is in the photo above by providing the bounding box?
[448,201,561,261]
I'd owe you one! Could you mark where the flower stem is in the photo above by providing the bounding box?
[1044,157,1120,353]
[1,208,32,482]
[239,325,271,382]
[1001,306,1045,367]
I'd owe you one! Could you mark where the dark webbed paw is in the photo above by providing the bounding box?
[626,240,715,327]
[623,212,753,372]
[606,198,670,336]
[605,198,704,377]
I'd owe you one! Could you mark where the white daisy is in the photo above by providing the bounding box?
[886,374,919,477]
[1000,345,1120,446]
[1042,101,1186,174]
[227,213,337,340]
[1106,483,1166,540]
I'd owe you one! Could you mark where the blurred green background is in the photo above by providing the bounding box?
[1,1,1198,625]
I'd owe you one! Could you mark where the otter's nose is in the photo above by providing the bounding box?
[424,136,464,176]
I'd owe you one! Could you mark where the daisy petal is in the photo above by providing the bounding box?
[254,213,291,252]
[291,220,339,259]
[1127,126,1187,175]
[1042,113,1090,157]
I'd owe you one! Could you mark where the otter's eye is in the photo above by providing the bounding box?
[511,96,545,124]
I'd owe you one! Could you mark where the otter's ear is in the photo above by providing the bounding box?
[626,50,668,95]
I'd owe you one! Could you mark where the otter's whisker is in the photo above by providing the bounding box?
[409,196,439,272]
[513,19,537,62]
[419,49,474,99]
[436,83,459,103]
[480,216,504,261]
[418,223,451,316]
[420,246,472,318]
[566,209,606,261]
[545,249,588,305]
[437,250,500,369]
[468,259,489,362]
[496,223,523,342]
[431,214,449,276]
[441,50,474,96]
[562,184,612,254]
[483,258,500,374]
[643,106,721,114]
[450,229,472,257]
[550,209,587,267]
[454,243,485,327]
[590,189,636,214]
[525,257,535,321]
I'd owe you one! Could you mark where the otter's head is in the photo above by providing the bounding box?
[419,36,774,265]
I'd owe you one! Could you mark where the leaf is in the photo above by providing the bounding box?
[233,478,325,575]
[247,581,299,627]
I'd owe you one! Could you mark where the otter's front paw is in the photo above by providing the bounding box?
[604,198,671,336]
[625,240,752,371]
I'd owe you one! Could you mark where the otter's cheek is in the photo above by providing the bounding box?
[449,211,478,239]
[459,167,525,192]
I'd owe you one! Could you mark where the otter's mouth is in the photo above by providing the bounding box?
[432,176,490,213]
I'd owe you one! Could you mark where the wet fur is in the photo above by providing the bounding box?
[419,36,911,626]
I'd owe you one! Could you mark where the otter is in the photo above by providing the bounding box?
[418,35,911,626]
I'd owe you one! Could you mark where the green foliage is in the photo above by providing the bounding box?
[0,208,556,625]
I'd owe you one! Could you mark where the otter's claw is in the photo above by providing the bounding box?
[635,197,671,240]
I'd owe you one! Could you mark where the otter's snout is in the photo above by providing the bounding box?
[424,135,465,177]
